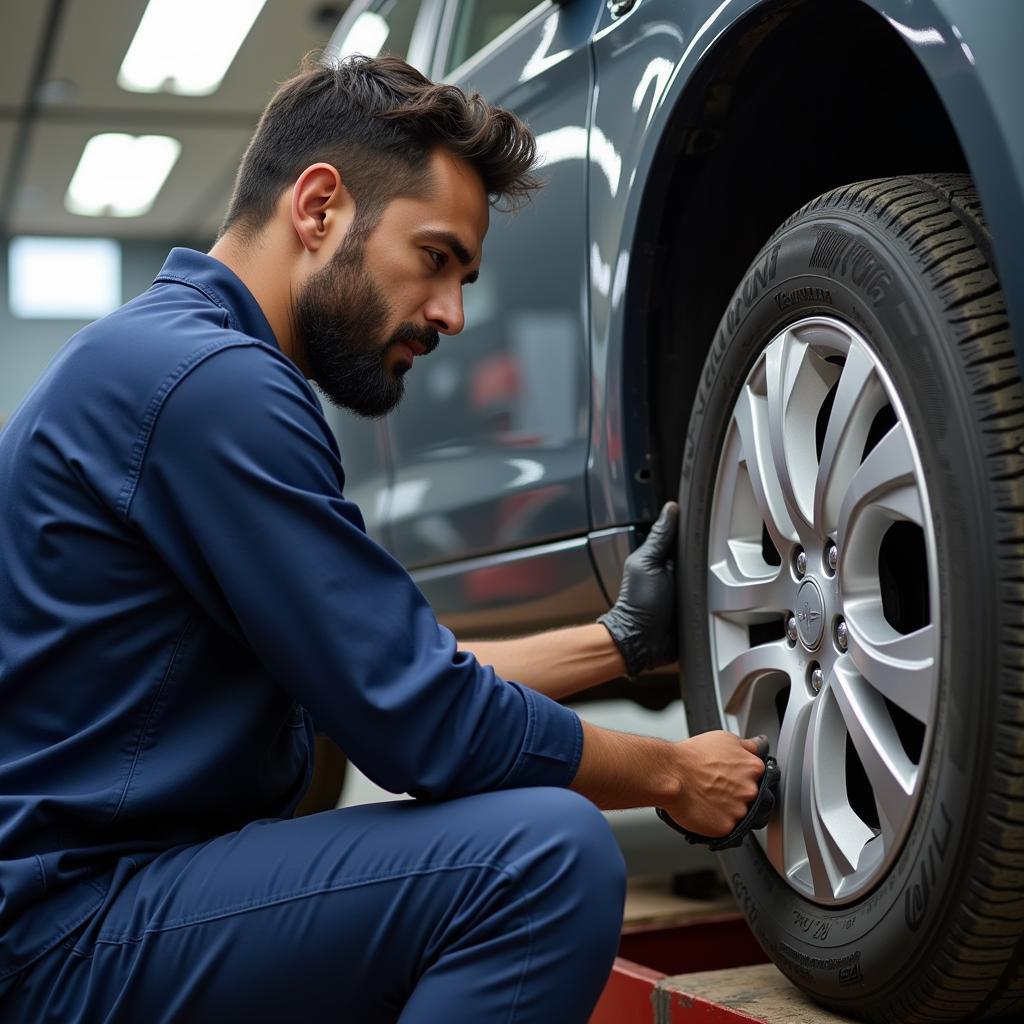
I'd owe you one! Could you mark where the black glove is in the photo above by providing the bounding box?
[656,753,781,851]
[597,501,678,677]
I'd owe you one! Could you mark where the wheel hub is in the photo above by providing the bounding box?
[795,578,825,650]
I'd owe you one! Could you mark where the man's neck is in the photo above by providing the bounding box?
[207,233,310,376]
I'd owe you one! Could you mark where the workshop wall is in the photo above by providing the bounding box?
[0,236,210,424]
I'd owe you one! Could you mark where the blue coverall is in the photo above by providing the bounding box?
[0,248,626,1022]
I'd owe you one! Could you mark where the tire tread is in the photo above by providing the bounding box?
[773,174,1024,1024]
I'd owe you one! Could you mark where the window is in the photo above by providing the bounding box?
[445,0,542,73]
[8,237,121,320]
[333,0,422,62]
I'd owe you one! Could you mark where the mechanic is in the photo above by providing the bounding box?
[0,55,766,1022]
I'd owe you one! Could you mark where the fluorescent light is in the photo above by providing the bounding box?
[337,12,390,59]
[118,0,267,96]
[9,237,121,320]
[65,133,181,218]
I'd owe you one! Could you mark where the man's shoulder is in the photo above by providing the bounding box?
[121,324,345,522]
[51,280,322,425]
[5,281,323,522]
[75,282,282,383]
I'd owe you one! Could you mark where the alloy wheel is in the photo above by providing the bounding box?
[707,316,940,904]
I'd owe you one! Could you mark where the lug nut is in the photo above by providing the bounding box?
[786,616,798,644]
[827,544,838,574]
[795,550,807,577]
[836,620,848,651]
[811,667,824,693]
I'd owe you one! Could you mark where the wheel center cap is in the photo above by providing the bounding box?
[796,578,825,649]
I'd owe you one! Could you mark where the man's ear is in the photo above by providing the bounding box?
[290,163,355,254]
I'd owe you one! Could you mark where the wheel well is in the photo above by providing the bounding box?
[632,0,968,503]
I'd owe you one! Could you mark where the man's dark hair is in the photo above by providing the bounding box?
[220,53,540,241]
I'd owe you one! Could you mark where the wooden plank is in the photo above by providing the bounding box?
[656,986,766,1023]
[592,962,769,1024]
[660,963,859,1023]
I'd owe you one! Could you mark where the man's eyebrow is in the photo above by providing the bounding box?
[419,230,479,284]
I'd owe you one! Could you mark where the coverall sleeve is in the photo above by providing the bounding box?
[125,342,583,800]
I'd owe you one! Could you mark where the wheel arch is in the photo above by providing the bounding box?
[606,0,1019,508]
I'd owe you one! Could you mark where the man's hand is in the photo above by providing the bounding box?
[570,722,768,840]
[598,501,679,677]
[661,732,767,837]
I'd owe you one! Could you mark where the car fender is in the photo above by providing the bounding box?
[586,0,1024,530]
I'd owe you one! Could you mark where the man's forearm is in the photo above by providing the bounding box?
[458,502,680,701]
[568,720,682,810]
[459,623,626,701]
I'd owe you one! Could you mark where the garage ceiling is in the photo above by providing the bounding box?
[0,0,351,241]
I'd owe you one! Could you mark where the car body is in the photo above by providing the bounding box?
[324,0,1023,648]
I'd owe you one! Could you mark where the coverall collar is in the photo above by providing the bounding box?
[155,247,280,351]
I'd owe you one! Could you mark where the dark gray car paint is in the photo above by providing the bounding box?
[328,0,1023,631]
[385,0,603,570]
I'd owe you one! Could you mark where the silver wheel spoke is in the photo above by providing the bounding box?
[708,558,790,619]
[765,329,819,535]
[831,661,916,841]
[844,601,936,723]
[813,345,885,535]
[801,693,862,899]
[767,685,813,879]
[716,640,794,724]
[837,421,922,551]
[732,384,796,551]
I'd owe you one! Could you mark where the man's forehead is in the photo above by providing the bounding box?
[415,149,490,240]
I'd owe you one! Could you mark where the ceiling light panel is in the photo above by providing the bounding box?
[118,0,268,96]
[65,133,181,218]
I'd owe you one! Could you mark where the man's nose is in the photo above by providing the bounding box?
[424,288,465,336]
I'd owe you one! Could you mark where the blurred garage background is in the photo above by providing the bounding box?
[0,0,697,876]
[0,0,354,426]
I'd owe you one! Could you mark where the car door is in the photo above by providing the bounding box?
[384,0,610,634]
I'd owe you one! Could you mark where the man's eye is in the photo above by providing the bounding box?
[426,249,446,270]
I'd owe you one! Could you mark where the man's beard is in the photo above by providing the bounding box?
[294,235,439,418]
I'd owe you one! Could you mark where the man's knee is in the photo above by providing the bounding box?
[505,788,625,910]
[539,788,622,870]
[502,788,625,970]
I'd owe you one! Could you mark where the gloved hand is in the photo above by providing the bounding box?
[598,501,679,677]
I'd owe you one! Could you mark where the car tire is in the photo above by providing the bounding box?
[678,174,1024,1021]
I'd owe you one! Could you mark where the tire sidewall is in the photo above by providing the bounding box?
[678,208,998,1006]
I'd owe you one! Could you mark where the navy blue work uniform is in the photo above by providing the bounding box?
[0,249,626,1022]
